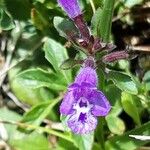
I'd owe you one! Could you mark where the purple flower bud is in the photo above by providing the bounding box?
[58,0,81,19]
[102,51,129,63]
[60,59,111,134]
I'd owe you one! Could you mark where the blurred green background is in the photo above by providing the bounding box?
[0,0,150,149]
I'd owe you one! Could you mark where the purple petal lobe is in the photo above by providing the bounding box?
[58,0,81,19]
[67,97,97,134]
[68,83,80,89]
[59,64,111,134]
[75,67,98,87]
[60,91,74,115]
[90,90,111,116]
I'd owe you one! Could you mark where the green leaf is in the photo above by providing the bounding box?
[10,68,66,106]
[17,68,66,91]
[10,77,54,106]
[107,71,138,95]
[105,121,150,150]
[0,107,21,140]
[143,71,150,91]
[105,85,122,115]
[10,132,50,150]
[121,92,141,125]
[53,16,78,39]
[0,8,15,30]
[99,0,115,42]
[91,7,102,36]
[91,0,115,42]
[105,85,125,135]
[106,115,125,135]
[0,108,50,150]
[73,133,94,150]
[43,38,72,83]
[57,138,78,150]
[21,98,60,127]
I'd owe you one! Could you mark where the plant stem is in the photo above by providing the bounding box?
[0,120,73,143]
[99,117,105,150]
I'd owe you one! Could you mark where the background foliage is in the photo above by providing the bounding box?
[0,0,150,149]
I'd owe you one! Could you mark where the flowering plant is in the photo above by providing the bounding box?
[60,57,111,134]
[0,0,149,150]
[58,0,129,134]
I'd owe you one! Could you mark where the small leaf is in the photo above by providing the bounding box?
[10,77,54,106]
[121,92,141,125]
[53,16,79,38]
[91,0,115,42]
[0,8,15,30]
[105,85,122,116]
[106,115,125,135]
[143,71,150,91]
[17,68,66,90]
[10,68,57,105]
[99,0,115,42]
[21,98,60,127]
[73,133,94,150]
[105,121,150,150]
[43,38,72,83]
[91,7,102,36]
[107,70,138,95]
[10,132,50,150]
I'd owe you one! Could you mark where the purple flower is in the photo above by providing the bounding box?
[58,0,81,19]
[60,65,111,134]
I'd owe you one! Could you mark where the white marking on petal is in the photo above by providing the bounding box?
[67,97,97,134]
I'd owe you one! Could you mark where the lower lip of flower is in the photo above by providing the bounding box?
[67,97,97,134]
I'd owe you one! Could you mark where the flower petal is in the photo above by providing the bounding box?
[58,0,81,19]
[75,67,98,87]
[60,91,74,115]
[67,112,97,134]
[68,83,80,89]
[90,90,111,116]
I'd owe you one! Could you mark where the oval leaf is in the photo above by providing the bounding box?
[108,71,138,95]
[121,92,141,125]
[106,115,125,135]
[53,16,79,39]
[43,38,72,83]
[73,133,94,150]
